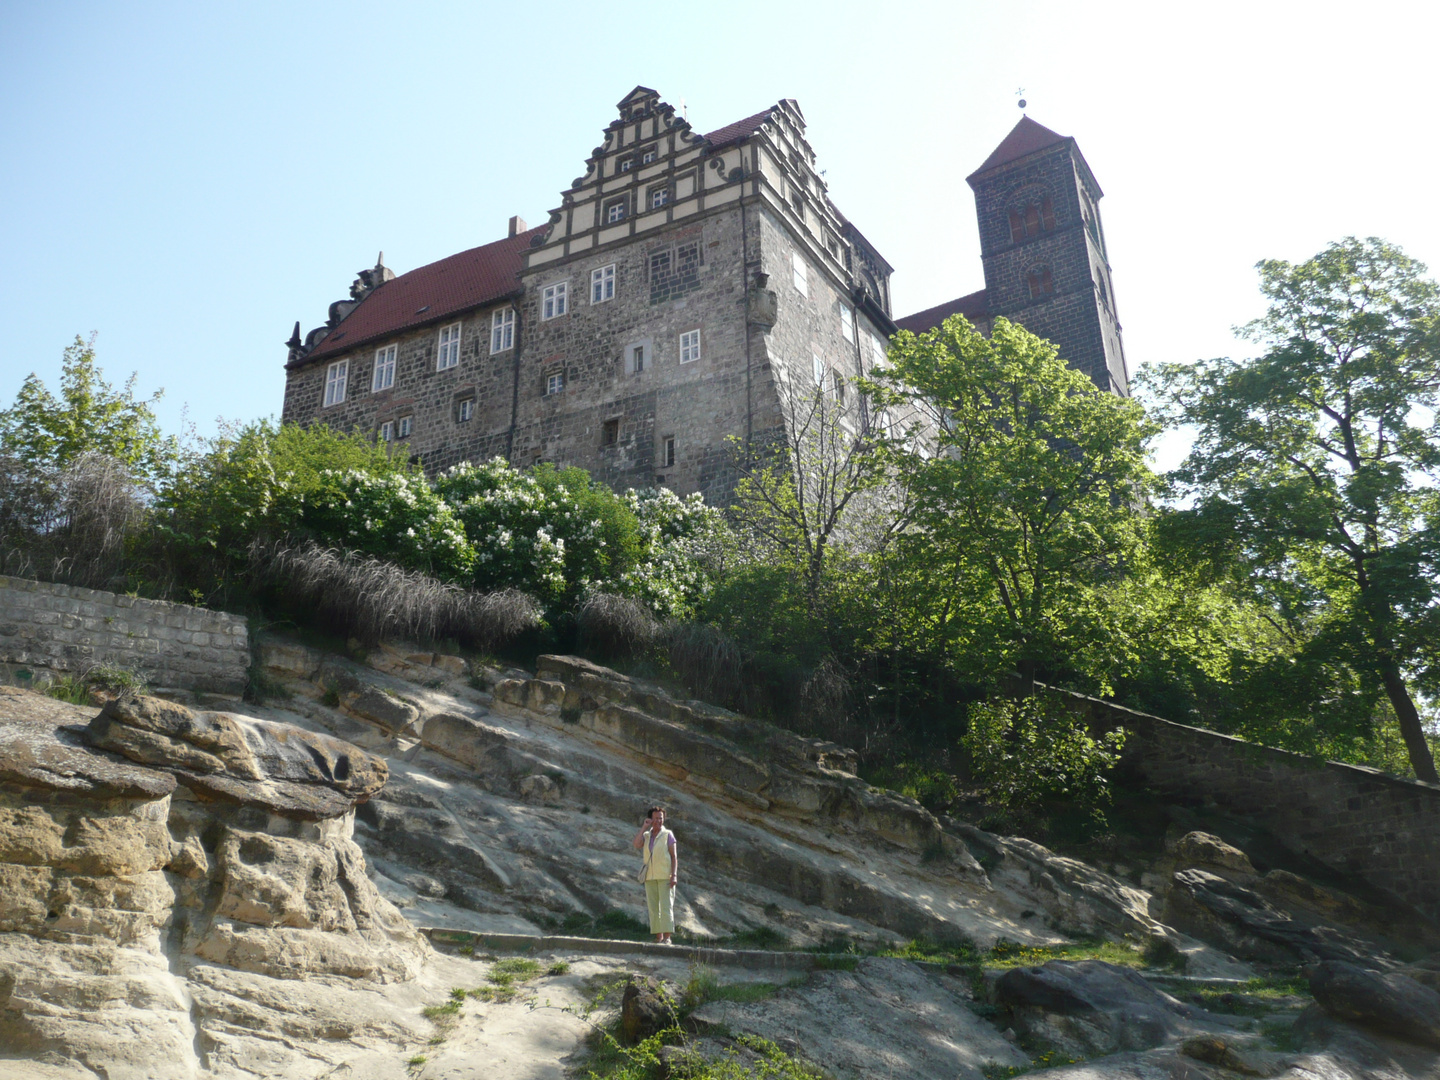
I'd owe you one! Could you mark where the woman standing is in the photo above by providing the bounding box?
[632,806,678,943]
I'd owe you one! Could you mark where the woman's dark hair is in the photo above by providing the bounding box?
[645,806,664,818]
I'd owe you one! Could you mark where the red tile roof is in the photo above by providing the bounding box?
[296,105,778,369]
[297,227,545,366]
[893,289,989,335]
[703,108,776,149]
[967,116,1069,182]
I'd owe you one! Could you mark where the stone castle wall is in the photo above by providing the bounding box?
[1077,694,1440,922]
[0,575,249,694]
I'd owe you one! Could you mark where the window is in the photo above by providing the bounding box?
[591,264,615,303]
[662,436,675,468]
[839,303,854,343]
[542,282,568,320]
[650,185,671,209]
[679,329,701,364]
[812,351,826,386]
[602,418,620,446]
[618,156,634,173]
[323,360,348,407]
[372,345,396,391]
[832,373,846,404]
[1027,266,1054,299]
[490,308,515,352]
[457,398,474,422]
[546,372,564,395]
[378,420,394,442]
[868,330,887,367]
[628,344,645,374]
[436,322,462,370]
[792,253,808,297]
[398,415,413,438]
[1008,195,1056,242]
[605,197,628,224]
[641,146,657,165]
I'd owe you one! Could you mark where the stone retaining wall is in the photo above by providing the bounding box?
[1074,693,1440,923]
[0,575,249,694]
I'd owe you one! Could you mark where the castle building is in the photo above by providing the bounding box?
[281,91,1126,504]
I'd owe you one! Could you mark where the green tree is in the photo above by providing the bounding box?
[1144,237,1440,782]
[873,315,1158,692]
[0,336,174,481]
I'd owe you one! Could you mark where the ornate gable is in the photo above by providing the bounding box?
[524,88,765,268]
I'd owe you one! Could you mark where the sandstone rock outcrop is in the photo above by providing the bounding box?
[0,688,425,1078]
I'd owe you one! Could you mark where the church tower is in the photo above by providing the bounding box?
[966,116,1128,395]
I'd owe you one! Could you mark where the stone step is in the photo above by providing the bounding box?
[420,927,853,971]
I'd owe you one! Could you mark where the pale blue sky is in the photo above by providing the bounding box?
[3,1,1437,468]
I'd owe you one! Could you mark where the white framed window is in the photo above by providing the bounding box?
[868,330,886,366]
[591,264,615,303]
[605,199,627,224]
[378,420,394,442]
[641,146,657,164]
[812,351,826,387]
[398,415,413,437]
[619,156,634,172]
[436,322,463,370]
[628,344,646,374]
[323,360,348,407]
[542,282,568,320]
[490,308,515,353]
[372,345,396,391]
[457,399,474,422]
[679,329,701,364]
[662,435,675,468]
[840,303,855,343]
[650,185,670,209]
[546,372,564,395]
[792,253,808,297]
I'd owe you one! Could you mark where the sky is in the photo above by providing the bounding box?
[3,1,1438,470]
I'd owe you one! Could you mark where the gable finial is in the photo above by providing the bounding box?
[1016,87,1027,111]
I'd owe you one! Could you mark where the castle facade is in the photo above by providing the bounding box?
[281,88,1127,504]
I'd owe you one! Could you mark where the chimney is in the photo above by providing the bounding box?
[508,216,527,238]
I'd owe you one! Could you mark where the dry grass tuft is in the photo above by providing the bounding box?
[0,452,146,590]
[663,620,748,711]
[577,592,661,657]
[252,540,539,649]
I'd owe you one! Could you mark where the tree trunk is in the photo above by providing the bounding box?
[1379,664,1439,784]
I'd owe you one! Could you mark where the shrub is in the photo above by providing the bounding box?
[961,693,1127,824]
[301,470,476,581]
[155,420,412,598]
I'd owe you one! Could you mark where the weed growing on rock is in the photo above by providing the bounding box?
[547,960,571,976]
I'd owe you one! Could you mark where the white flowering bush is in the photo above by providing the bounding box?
[618,487,728,617]
[435,459,636,606]
[302,470,476,581]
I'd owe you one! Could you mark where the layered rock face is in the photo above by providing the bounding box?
[0,687,424,1079]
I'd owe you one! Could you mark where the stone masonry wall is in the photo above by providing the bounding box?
[1075,694,1440,923]
[0,576,249,694]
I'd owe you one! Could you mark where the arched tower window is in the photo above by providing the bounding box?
[1008,195,1056,243]
[1027,266,1054,299]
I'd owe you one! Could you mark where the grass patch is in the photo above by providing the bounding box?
[421,1000,461,1020]
[985,937,1145,970]
[547,960,572,976]
[1189,974,1312,1017]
